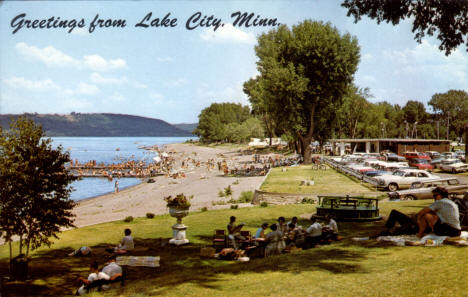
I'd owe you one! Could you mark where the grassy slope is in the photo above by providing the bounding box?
[261,165,380,195]
[1,201,467,297]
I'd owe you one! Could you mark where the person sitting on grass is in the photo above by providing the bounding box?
[255,223,269,239]
[285,223,304,247]
[76,261,109,295]
[286,216,298,229]
[416,187,461,238]
[112,228,134,254]
[265,224,285,256]
[277,216,287,235]
[227,216,245,249]
[304,215,322,248]
[322,214,339,241]
[373,187,461,238]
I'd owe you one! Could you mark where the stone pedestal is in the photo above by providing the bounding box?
[168,207,190,245]
[169,223,189,245]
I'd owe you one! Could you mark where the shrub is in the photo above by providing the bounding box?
[123,216,134,222]
[301,197,315,204]
[146,213,155,219]
[201,207,208,212]
[232,180,240,185]
[230,204,239,209]
[224,185,233,196]
[238,191,253,203]
[212,201,227,206]
[260,202,268,207]
[218,190,226,197]
[165,193,192,208]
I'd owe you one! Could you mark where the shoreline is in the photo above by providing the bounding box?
[72,143,266,228]
[74,179,145,203]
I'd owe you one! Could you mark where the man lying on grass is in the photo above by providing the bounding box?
[377,187,461,238]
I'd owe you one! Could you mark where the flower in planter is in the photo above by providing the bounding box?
[164,193,193,208]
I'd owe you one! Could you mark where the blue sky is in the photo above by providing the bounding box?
[0,1,466,124]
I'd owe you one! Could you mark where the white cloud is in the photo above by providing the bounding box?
[15,42,127,72]
[3,76,99,98]
[150,91,164,100]
[83,55,127,72]
[164,78,187,87]
[16,42,80,68]
[362,75,376,83]
[195,81,249,106]
[383,40,468,85]
[75,83,99,95]
[157,57,174,62]
[109,92,125,102]
[90,72,127,84]
[3,77,60,91]
[200,23,256,44]
[133,81,148,89]
[361,53,375,63]
[71,27,89,36]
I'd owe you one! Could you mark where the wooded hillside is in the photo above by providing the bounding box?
[0,113,193,137]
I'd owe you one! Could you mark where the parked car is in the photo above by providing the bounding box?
[425,151,441,159]
[442,152,457,159]
[403,152,431,161]
[387,178,468,200]
[439,158,468,173]
[408,158,433,171]
[376,169,440,191]
[430,156,446,168]
[383,152,406,162]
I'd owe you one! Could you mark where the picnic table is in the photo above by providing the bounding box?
[316,195,381,221]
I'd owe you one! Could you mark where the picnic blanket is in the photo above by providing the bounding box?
[376,231,468,247]
[116,256,160,267]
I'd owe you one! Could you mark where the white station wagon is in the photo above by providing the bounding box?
[439,158,468,173]
[376,169,440,191]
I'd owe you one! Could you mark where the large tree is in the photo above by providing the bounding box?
[193,103,254,143]
[0,117,77,263]
[402,100,428,124]
[244,20,360,163]
[342,0,468,55]
[429,89,468,140]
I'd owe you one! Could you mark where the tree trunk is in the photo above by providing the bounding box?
[19,235,22,255]
[298,135,313,164]
[9,241,12,262]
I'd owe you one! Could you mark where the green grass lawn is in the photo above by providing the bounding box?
[1,201,466,296]
[261,165,381,196]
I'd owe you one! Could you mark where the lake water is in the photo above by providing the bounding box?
[51,137,196,201]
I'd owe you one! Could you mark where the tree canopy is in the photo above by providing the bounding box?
[429,89,468,140]
[244,20,360,162]
[0,117,77,261]
[193,103,263,143]
[341,0,468,55]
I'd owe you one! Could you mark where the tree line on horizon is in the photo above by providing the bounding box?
[194,89,468,144]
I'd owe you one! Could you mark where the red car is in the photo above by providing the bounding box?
[408,158,433,171]
[403,152,431,161]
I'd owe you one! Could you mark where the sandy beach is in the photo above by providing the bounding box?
[72,143,267,227]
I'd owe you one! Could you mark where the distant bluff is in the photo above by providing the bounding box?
[0,113,195,137]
